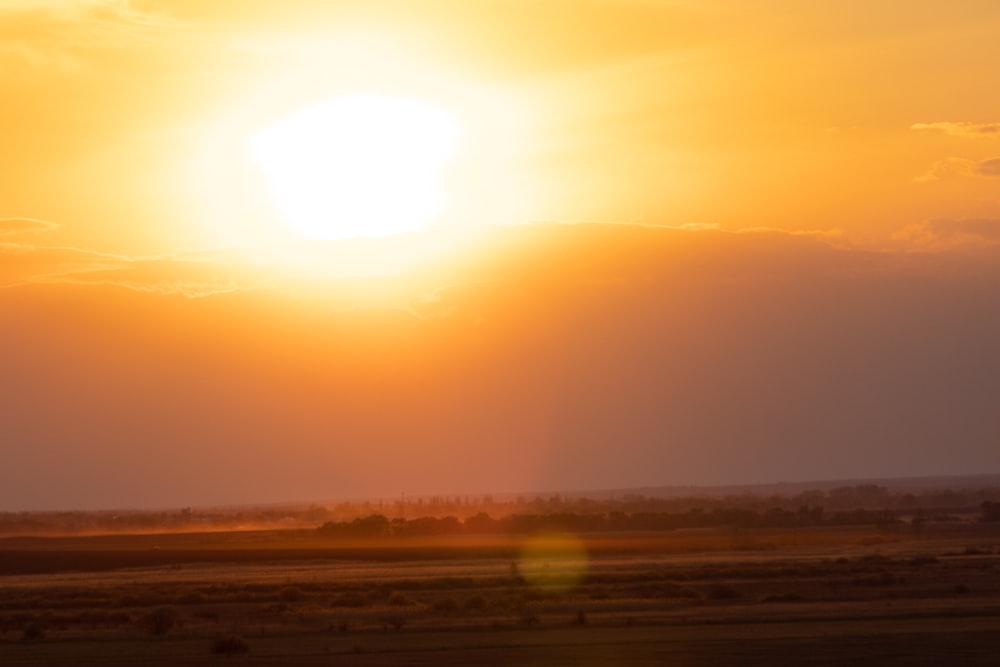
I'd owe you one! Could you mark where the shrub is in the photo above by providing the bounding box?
[388,591,413,607]
[706,584,742,600]
[853,571,900,586]
[522,589,545,602]
[279,587,305,603]
[330,593,366,608]
[21,622,46,641]
[463,596,488,612]
[178,592,206,605]
[906,556,938,566]
[77,610,107,629]
[193,609,220,623]
[211,634,249,655]
[108,612,131,627]
[261,603,289,615]
[143,607,179,635]
[662,583,700,599]
[431,598,458,614]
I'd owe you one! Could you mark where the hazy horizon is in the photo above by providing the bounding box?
[3,1,999,511]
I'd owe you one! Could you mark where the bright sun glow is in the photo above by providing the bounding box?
[248,93,462,240]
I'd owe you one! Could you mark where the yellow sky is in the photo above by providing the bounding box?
[2,1,1000,509]
[3,0,999,255]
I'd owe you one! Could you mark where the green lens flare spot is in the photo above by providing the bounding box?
[518,534,588,593]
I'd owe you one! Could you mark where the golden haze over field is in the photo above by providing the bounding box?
[1,0,1000,510]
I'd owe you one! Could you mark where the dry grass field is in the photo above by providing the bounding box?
[1,524,999,665]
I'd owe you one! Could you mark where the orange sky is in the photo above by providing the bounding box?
[2,1,999,509]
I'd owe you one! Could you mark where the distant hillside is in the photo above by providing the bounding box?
[563,473,1000,500]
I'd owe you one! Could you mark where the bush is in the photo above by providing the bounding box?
[211,634,250,655]
[178,592,206,605]
[108,612,131,627]
[522,589,545,602]
[21,622,46,641]
[78,610,109,629]
[906,556,938,566]
[279,587,305,603]
[662,583,700,599]
[852,571,899,586]
[143,607,179,635]
[330,593,366,608]
[463,596,488,612]
[261,603,289,615]
[383,616,405,631]
[431,598,458,614]
[706,584,742,600]
[388,591,413,607]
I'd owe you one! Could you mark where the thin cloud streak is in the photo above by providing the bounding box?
[4,221,999,300]
[0,243,279,298]
[0,217,60,235]
[911,121,1000,138]
[915,156,1000,181]
[893,219,1000,248]
[975,157,1000,176]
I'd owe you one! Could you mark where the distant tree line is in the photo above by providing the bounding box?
[316,501,999,538]
[5,485,1000,536]
[0,505,331,536]
[372,484,1000,522]
[981,501,1000,522]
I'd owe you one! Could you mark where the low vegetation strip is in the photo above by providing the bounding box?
[0,528,999,666]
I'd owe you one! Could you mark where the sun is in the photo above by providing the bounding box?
[248,93,462,240]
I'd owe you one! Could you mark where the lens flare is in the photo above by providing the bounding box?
[517,534,589,593]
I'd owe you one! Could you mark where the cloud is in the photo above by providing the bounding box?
[0,0,163,25]
[916,156,1000,181]
[3,221,993,312]
[0,243,129,287]
[406,224,878,324]
[911,121,1000,138]
[974,157,1000,176]
[734,225,847,243]
[0,0,174,76]
[3,220,1000,508]
[0,243,274,297]
[893,218,1000,247]
[51,254,274,298]
[0,217,59,236]
[120,0,712,81]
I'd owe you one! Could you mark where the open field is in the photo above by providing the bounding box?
[2,524,999,665]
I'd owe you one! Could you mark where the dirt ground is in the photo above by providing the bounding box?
[1,524,998,665]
